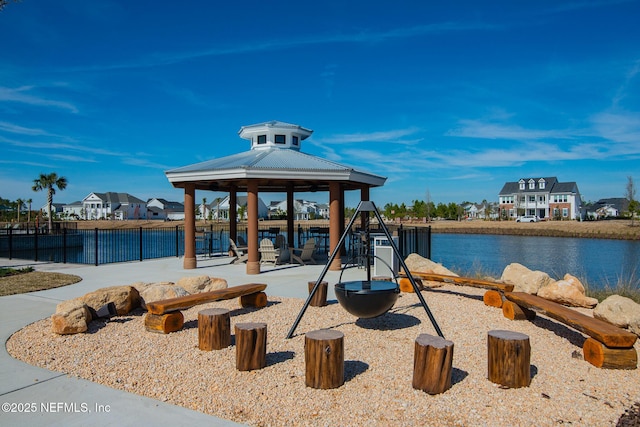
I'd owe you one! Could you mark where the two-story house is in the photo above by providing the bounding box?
[82,192,147,220]
[147,198,184,220]
[498,177,582,220]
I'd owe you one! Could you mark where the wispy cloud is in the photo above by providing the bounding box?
[63,21,502,73]
[316,127,422,145]
[0,136,122,157]
[446,120,577,140]
[0,86,79,113]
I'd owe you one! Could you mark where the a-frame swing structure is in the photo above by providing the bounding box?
[286,200,444,339]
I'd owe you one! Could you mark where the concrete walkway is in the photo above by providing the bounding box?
[0,255,362,426]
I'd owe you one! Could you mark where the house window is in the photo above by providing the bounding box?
[520,196,525,202]
[539,179,546,189]
[275,134,286,144]
[519,181,525,190]
[529,196,535,202]
[538,195,545,203]
[528,179,535,189]
[562,208,569,217]
[292,136,299,146]
[257,135,267,144]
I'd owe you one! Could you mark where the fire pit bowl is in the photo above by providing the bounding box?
[334,280,399,318]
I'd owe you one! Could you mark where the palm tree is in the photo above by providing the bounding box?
[26,198,32,223]
[32,172,68,233]
[15,198,24,222]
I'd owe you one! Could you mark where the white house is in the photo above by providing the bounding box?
[82,192,147,220]
[267,199,328,220]
[147,198,184,220]
[498,177,582,220]
[62,201,83,219]
[209,195,268,221]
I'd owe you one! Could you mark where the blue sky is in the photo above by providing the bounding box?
[1,1,639,210]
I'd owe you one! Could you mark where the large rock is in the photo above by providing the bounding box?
[537,274,598,308]
[404,253,458,276]
[176,275,228,294]
[594,295,640,336]
[81,286,140,316]
[51,298,92,335]
[500,263,553,294]
[140,284,190,310]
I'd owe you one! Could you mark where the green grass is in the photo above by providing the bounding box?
[583,270,640,304]
[0,266,34,277]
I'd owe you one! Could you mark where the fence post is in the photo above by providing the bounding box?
[398,224,404,257]
[139,227,143,261]
[94,228,99,266]
[63,227,67,264]
[414,227,418,256]
[8,228,12,260]
[34,226,38,262]
[175,225,179,257]
[427,225,432,259]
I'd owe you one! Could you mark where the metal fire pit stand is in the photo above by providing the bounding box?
[286,200,444,339]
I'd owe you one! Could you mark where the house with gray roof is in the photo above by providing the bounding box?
[498,177,582,220]
[82,192,147,220]
[147,198,184,220]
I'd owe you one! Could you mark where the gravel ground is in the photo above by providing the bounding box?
[7,286,640,426]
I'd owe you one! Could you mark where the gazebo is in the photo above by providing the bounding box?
[165,121,387,274]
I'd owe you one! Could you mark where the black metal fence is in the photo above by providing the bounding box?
[0,222,431,266]
[397,225,432,259]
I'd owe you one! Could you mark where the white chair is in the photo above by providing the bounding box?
[259,238,280,266]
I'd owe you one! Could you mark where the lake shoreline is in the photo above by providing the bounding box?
[71,218,640,241]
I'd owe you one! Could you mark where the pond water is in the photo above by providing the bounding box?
[430,233,640,289]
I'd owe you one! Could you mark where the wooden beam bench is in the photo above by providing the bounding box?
[401,271,513,305]
[402,271,515,292]
[145,283,268,334]
[503,292,637,369]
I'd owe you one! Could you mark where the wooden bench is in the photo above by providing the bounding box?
[400,271,513,305]
[402,271,514,292]
[145,283,268,334]
[503,292,637,369]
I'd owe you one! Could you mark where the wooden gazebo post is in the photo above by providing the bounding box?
[286,183,295,249]
[229,187,237,242]
[183,183,197,269]
[246,180,260,274]
[329,182,342,271]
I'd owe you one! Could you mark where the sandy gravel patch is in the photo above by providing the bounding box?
[7,286,640,426]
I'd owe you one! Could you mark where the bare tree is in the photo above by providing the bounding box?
[626,176,637,226]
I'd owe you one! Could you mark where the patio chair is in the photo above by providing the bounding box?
[258,238,280,266]
[229,238,249,264]
[291,238,317,265]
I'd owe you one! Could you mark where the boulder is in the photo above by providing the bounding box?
[404,253,458,276]
[594,295,640,336]
[500,263,553,294]
[403,253,458,288]
[537,275,598,308]
[81,286,140,316]
[51,298,92,335]
[176,275,209,294]
[176,275,228,294]
[140,284,190,310]
[201,277,228,293]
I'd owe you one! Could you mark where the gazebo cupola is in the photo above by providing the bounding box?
[239,120,313,151]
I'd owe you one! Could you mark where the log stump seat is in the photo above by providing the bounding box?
[235,322,267,371]
[413,333,454,395]
[503,292,637,369]
[198,308,231,351]
[487,330,531,388]
[144,283,267,334]
[305,329,344,389]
